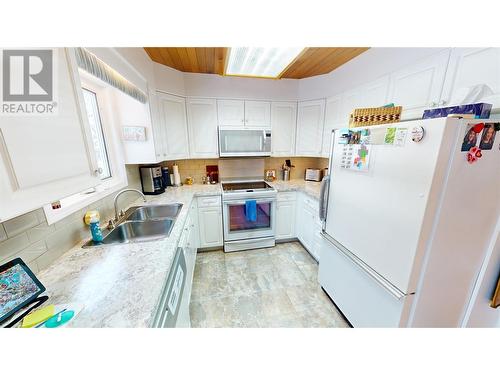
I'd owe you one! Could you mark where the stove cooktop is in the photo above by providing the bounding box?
[222,181,273,192]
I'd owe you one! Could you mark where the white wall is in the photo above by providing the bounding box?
[298,48,447,100]
[183,72,299,100]
[86,48,151,94]
[153,62,186,96]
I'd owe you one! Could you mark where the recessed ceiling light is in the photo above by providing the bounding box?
[225,47,304,79]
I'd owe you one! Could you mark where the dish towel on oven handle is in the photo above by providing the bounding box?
[245,200,257,222]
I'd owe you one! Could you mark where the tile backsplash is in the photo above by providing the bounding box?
[0,165,141,274]
[160,157,328,183]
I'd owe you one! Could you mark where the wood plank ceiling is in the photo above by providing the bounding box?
[144,47,369,79]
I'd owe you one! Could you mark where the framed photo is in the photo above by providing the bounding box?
[264,169,276,181]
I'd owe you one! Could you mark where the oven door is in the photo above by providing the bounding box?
[223,198,276,241]
[218,127,271,157]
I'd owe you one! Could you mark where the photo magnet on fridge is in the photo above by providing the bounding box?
[461,124,479,152]
[478,123,497,150]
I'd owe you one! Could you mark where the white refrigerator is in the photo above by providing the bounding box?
[318,117,499,327]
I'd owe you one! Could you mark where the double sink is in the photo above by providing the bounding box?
[83,204,183,247]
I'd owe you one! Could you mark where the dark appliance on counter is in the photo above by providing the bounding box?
[139,165,165,195]
[162,166,172,188]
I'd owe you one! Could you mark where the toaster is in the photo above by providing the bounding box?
[305,168,323,182]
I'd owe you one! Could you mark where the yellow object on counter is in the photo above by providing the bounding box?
[21,305,55,328]
[185,177,193,185]
[84,210,100,225]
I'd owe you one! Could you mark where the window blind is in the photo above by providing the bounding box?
[75,48,148,104]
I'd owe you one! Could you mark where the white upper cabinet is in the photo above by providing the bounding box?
[271,101,297,157]
[187,98,218,158]
[295,99,325,156]
[340,88,364,124]
[363,75,391,108]
[388,49,451,120]
[244,100,271,128]
[441,48,500,106]
[0,48,100,222]
[217,99,271,128]
[322,95,342,157]
[157,92,189,160]
[217,99,245,126]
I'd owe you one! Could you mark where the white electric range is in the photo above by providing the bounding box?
[221,180,277,252]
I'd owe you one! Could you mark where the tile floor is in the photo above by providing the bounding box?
[190,241,350,328]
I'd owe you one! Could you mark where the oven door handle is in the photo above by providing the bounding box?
[224,198,276,205]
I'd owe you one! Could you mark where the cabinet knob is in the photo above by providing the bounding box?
[94,167,103,176]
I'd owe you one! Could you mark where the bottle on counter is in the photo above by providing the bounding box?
[85,211,103,243]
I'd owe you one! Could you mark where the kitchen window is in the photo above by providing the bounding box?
[42,71,128,225]
[82,88,112,180]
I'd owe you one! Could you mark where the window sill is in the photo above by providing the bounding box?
[43,178,127,225]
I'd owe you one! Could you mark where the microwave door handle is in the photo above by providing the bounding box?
[261,130,265,151]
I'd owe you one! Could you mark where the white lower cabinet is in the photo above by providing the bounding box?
[296,192,321,261]
[276,192,297,240]
[197,196,223,248]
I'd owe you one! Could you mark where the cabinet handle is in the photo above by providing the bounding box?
[94,167,103,176]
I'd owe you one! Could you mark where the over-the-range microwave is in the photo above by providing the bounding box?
[218,127,272,157]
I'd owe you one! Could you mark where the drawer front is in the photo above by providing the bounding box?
[197,195,222,208]
[277,191,297,202]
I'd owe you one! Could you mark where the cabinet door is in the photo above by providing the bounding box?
[388,49,450,120]
[217,99,245,127]
[189,200,200,250]
[295,99,325,156]
[271,101,297,156]
[441,48,500,106]
[187,98,218,158]
[362,75,390,108]
[300,205,315,251]
[0,48,100,222]
[198,207,223,248]
[149,91,168,161]
[340,89,364,124]
[158,93,189,160]
[276,199,296,240]
[244,100,271,128]
[321,96,342,157]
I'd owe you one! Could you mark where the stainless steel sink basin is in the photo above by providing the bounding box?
[101,219,174,245]
[82,203,183,248]
[125,203,182,221]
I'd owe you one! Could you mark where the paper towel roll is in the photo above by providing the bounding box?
[173,164,181,186]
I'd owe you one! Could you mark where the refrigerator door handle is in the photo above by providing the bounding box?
[319,174,330,222]
[320,232,407,300]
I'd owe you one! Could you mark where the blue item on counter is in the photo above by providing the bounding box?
[162,167,171,187]
[422,102,492,119]
[90,221,103,243]
[245,200,257,222]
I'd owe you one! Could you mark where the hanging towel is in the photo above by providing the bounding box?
[245,200,257,222]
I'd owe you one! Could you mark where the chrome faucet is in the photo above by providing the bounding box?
[113,189,147,221]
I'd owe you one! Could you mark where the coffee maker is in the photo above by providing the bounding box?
[139,165,165,195]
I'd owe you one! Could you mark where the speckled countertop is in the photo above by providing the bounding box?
[37,183,221,328]
[35,180,320,328]
[270,179,322,200]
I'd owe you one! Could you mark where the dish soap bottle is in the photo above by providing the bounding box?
[85,210,103,243]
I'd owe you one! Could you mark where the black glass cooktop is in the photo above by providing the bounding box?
[222,181,272,192]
